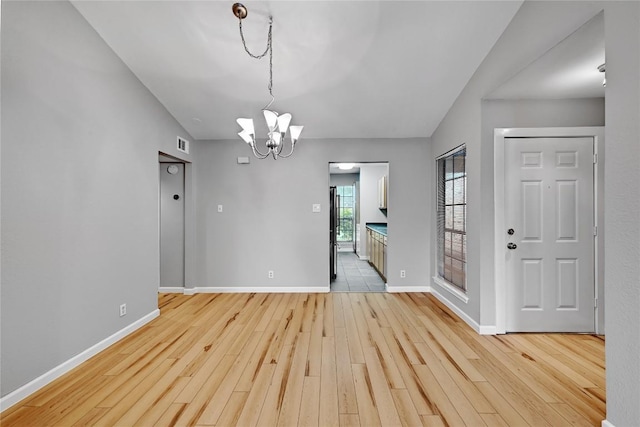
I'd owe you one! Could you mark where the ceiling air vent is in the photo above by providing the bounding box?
[177,136,189,154]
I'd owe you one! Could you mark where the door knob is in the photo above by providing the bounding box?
[507,242,517,250]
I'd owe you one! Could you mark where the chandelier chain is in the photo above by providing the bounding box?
[238,17,273,97]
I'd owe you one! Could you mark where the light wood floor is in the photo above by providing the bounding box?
[1,292,605,426]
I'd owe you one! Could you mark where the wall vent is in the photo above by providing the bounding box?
[177,136,189,154]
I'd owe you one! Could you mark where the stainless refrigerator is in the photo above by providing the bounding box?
[330,186,338,281]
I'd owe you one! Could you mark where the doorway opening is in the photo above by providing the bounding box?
[329,162,388,292]
[159,152,188,291]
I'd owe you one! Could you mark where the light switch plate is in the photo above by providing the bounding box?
[312,204,321,213]
[217,205,223,213]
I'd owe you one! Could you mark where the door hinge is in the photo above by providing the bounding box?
[594,298,598,308]
[593,153,598,164]
[593,226,598,236]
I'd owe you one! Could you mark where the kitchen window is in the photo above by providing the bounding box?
[336,185,355,242]
[436,145,466,291]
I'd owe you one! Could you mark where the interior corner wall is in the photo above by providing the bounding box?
[603,3,640,425]
[192,138,430,290]
[1,0,193,398]
[430,1,638,424]
[429,0,607,328]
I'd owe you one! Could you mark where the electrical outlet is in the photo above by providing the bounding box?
[268,270,274,279]
[400,270,406,278]
[119,303,127,317]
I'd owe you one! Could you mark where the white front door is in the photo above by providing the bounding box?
[505,137,595,332]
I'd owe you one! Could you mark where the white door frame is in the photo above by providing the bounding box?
[494,127,605,334]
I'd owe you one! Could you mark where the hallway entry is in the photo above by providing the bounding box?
[159,158,185,288]
[331,252,385,292]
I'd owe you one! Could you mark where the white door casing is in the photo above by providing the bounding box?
[505,137,594,332]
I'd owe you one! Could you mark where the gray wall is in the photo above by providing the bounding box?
[430,2,639,424]
[1,1,192,397]
[603,3,640,425]
[193,138,430,290]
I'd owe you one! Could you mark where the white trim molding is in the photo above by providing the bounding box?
[432,276,469,303]
[429,287,495,335]
[0,309,159,412]
[158,287,185,293]
[386,285,431,293]
[170,286,330,294]
[602,421,615,427]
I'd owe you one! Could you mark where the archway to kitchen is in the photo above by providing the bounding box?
[329,162,388,292]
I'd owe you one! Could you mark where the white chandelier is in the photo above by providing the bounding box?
[233,3,304,160]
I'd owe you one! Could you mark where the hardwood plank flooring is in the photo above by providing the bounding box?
[1,293,605,426]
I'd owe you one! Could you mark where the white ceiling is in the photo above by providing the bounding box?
[487,12,605,100]
[71,1,524,140]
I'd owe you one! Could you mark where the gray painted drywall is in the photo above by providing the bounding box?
[193,138,430,290]
[329,173,359,187]
[1,1,193,397]
[431,1,639,424]
[603,3,640,425]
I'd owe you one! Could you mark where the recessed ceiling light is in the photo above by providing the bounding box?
[338,163,355,170]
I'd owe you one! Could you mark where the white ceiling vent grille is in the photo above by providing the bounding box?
[177,136,189,154]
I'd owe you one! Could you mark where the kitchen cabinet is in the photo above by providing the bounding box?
[366,224,387,281]
[378,175,387,209]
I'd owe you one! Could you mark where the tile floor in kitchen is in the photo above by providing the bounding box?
[331,251,386,292]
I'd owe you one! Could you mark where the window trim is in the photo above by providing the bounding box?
[436,144,467,292]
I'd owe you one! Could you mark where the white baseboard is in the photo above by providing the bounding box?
[0,309,159,412]
[158,287,185,293]
[478,325,497,335]
[175,286,330,294]
[429,287,495,335]
[386,285,431,293]
[602,420,615,427]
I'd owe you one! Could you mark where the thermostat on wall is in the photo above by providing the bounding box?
[237,156,250,164]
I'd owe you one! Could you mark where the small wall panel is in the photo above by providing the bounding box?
[557,259,578,310]
[522,181,542,241]
[556,151,578,168]
[522,152,543,168]
[522,259,543,309]
[557,180,578,241]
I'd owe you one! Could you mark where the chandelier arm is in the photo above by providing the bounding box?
[262,94,275,111]
[250,142,271,159]
[276,143,296,158]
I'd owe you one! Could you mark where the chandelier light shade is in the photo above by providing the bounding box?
[232,3,304,160]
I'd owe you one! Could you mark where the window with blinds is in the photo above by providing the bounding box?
[436,145,467,291]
